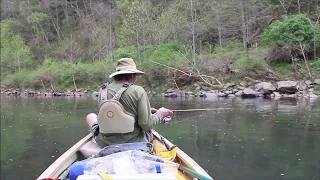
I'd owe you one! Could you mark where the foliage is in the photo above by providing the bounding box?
[314,85,320,93]
[26,12,48,29]
[148,41,189,66]
[1,0,320,90]
[3,59,112,90]
[113,41,189,65]
[309,58,320,77]
[213,40,246,61]
[316,24,320,45]
[233,48,269,77]
[196,40,246,76]
[113,46,140,60]
[262,14,315,48]
[269,63,291,73]
[309,58,320,69]
[0,20,34,78]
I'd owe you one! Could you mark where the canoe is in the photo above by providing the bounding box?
[37,130,213,180]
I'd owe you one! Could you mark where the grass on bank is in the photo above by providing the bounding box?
[2,41,191,92]
[2,41,319,92]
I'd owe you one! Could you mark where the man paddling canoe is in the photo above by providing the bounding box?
[85,58,173,147]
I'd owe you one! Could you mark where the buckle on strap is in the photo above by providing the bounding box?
[101,83,109,89]
[123,82,132,87]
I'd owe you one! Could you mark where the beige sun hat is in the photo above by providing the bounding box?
[109,58,145,78]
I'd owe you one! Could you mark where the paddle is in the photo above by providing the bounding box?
[176,163,213,180]
[154,132,212,180]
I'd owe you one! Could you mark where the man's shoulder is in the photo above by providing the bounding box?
[129,84,145,93]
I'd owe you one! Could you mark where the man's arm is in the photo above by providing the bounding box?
[137,92,163,131]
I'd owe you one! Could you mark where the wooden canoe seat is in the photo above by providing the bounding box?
[79,138,102,158]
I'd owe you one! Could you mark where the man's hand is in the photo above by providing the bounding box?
[158,107,173,118]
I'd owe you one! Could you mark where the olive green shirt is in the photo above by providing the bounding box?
[96,81,163,147]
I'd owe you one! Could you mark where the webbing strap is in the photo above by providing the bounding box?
[112,86,130,101]
[99,84,108,106]
[99,82,132,107]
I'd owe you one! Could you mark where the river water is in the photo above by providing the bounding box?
[1,95,319,180]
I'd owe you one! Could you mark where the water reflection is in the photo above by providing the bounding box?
[154,97,320,180]
[1,95,319,180]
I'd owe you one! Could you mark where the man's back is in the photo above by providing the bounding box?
[96,81,162,147]
[85,58,172,148]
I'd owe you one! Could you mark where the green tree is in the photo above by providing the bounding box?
[0,20,34,79]
[263,14,314,47]
[262,14,316,78]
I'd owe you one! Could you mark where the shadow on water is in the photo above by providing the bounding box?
[1,95,320,180]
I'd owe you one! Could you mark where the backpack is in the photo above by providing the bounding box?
[97,82,135,134]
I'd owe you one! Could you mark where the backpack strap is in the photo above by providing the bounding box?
[99,83,109,107]
[99,82,132,107]
[112,82,132,101]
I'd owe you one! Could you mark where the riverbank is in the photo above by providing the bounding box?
[2,79,320,99]
[0,87,88,97]
[161,79,320,99]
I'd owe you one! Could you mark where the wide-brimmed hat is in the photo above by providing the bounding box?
[109,58,145,78]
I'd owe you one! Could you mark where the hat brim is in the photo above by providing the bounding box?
[109,69,145,78]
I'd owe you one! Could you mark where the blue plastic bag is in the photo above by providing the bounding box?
[69,158,91,180]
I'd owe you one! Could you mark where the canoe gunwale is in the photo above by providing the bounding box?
[151,129,212,179]
[37,134,92,179]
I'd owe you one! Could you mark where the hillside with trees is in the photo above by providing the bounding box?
[1,0,319,93]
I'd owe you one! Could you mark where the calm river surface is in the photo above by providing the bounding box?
[1,95,320,180]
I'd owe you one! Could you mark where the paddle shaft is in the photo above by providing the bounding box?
[177,164,212,180]
[159,135,176,151]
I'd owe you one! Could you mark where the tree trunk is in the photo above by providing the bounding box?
[18,57,21,73]
[217,14,222,48]
[136,31,141,61]
[241,0,248,52]
[314,15,319,60]
[190,0,196,68]
[72,75,78,92]
[41,79,46,91]
[299,43,312,78]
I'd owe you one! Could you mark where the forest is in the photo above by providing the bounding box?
[1,0,319,93]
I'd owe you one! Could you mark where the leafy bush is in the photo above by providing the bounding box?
[309,58,320,69]
[234,48,269,77]
[113,46,139,60]
[26,12,48,27]
[269,63,291,73]
[213,40,246,62]
[316,24,320,43]
[309,58,320,77]
[1,19,34,77]
[113,41,188,65]
[2,58,114,90]
[148,41,189,65]
[262,14,314,47]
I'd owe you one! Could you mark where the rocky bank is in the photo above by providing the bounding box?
[1,79,320,99]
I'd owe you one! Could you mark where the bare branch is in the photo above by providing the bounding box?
[149,60,192,76]
[197,74,223,86]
